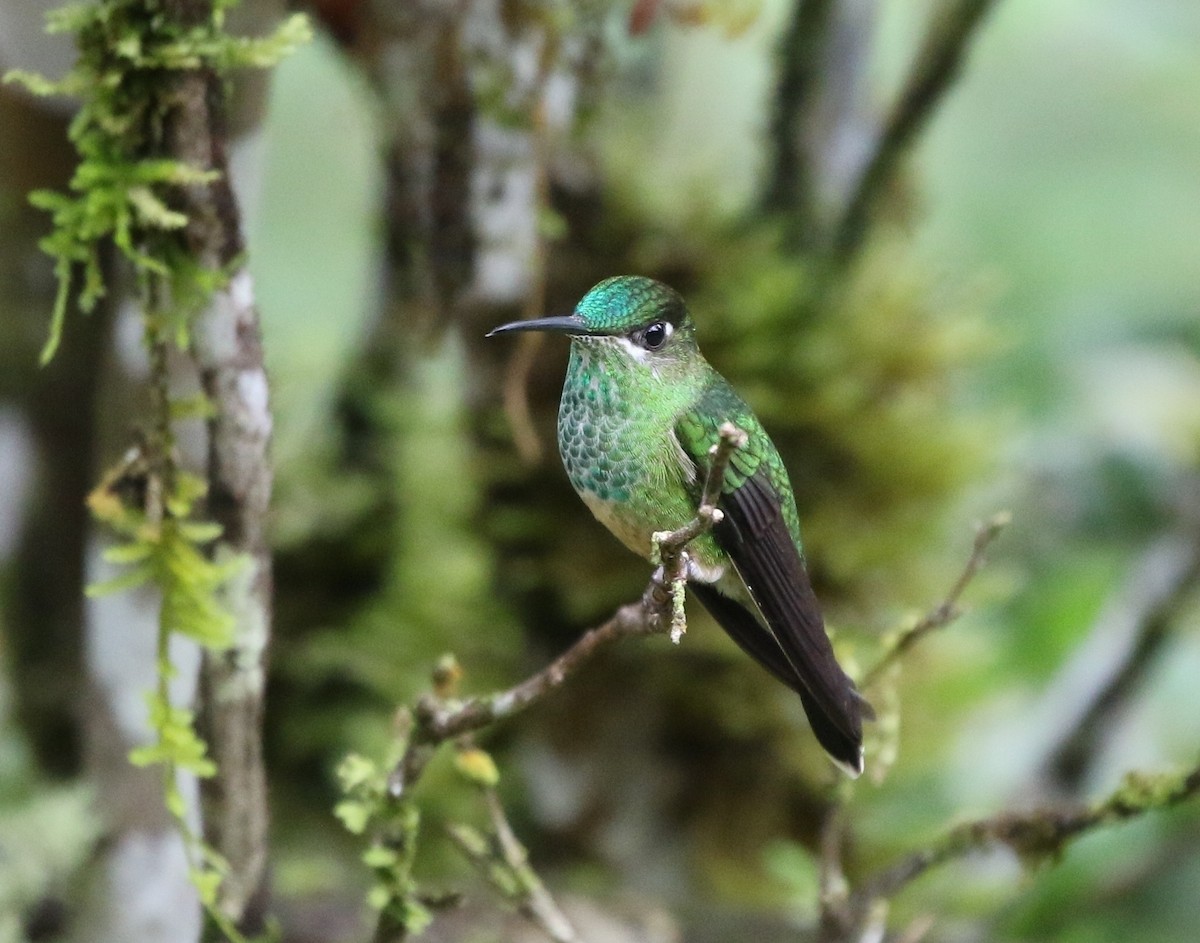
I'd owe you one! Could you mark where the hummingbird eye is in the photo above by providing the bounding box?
[640,321,670,350]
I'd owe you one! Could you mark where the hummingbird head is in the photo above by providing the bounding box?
[487,276,699,372]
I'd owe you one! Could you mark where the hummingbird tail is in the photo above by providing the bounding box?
[691,582,867,777]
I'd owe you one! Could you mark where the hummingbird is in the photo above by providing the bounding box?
[488,275,871,776]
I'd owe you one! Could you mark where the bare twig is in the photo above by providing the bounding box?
[492,788,582,943]
[815,805,852,943]
[1041,530,1200,792]
[501,53,556,465]
[862,511,1009,689]
[390,591,664,797]
[834,0,1002,263]
[444,781,583,943]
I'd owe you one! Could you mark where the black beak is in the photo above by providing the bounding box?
[486,314,587,338]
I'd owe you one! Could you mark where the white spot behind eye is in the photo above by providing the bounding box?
[613,336,650,362]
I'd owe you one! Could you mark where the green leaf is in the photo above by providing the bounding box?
[362,845,400,868]
[127,186,188,230]
[336,753,379,791]
[399,898,433,933]
[367,884,393,911]
[44,3,97,34]
[178,520,223,544]
[190,867,223,907]
[86,563,154,597]
[102,540,154,565]
[335,800,372,836]
[169,392,217,421]
[220,14,313,69]
[453,748,500,788]
[2,69,62,97]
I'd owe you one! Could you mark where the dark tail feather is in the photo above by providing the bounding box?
[691,583,867,776]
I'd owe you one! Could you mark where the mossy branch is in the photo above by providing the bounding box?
[11,1,309,938]
[824,763,1200,943]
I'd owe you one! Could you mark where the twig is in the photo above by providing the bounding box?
[815,805,851,943]
[862,511,1009,689]
[389,592,664,797]
[491,788,581,943]
[387,423,748,798]
[444,782,582,943]
[834,0,1002,263]
[500,47,556,466]
[1041,530,1200,792]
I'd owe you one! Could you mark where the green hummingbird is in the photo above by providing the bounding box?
[488,275,871,776]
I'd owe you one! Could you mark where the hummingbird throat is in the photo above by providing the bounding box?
[557,338,725,577]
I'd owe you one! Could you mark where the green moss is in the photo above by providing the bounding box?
[4,0,309,362]
[692,229,998,616]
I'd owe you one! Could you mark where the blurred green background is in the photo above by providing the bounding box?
[3,0,1199,941]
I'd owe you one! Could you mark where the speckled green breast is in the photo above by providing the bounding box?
[556,339,722,569]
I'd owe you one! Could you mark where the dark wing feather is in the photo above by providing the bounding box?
[689,582,806,694]
[692,583,868,773]
[713,471,870,773]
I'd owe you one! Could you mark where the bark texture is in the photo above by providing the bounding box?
[159,0,283,931]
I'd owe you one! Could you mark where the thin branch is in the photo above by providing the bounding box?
[387,423,748,798]
[856,762,1200,909]
[500,51,556,465]
[862,511,1009,689]
[445,785,583,943]
[489,788,582,943]
[815,805,852,943]
[834,0,1002,263]
[1041,530,1200,792]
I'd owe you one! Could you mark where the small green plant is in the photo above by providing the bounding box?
[87,451,250,938]
[335,746,435,936]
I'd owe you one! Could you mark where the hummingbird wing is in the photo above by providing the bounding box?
[676,393,870,775]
